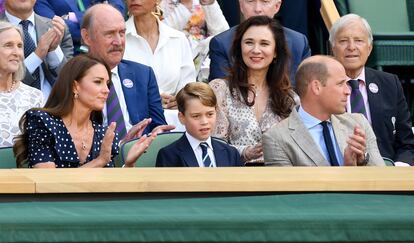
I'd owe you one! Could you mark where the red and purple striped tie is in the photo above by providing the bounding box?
[106,80,127,139]
[348,79,367,118]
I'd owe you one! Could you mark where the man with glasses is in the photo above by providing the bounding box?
[208,0,311,86]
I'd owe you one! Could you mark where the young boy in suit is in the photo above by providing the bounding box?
[156,82,243,167]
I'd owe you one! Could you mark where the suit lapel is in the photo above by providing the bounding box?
[34,14,48,40]
[211,140,227,167]
[177,135,199,167]
[365,68,383,132]
[289,109,328,166]
[331,115,347,155]
[117,61,136,121]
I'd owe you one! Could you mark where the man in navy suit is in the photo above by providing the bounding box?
[208,0,311,86]
[156,82,242,167]
[81,4,172,138]
[330,14,414,165]
[35,0,125,55]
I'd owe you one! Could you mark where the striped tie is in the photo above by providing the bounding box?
[20,20,40,89]
[106,74,127,139]
[200,142,212,167]
[348,79,367,118]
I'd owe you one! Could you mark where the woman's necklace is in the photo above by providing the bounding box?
[0,80,17,93]
[80,123,91,150]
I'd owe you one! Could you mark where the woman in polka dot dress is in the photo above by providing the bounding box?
[14,55,155,168]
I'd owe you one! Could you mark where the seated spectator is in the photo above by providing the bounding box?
[156,82,242,167]
[0,21,42,148]
[81,3,172,138]
[329,14,414,165]
[14,55,157,168]
[34,0,125,55]
[208,0,311,86]
[1,0,74,101]
[210,16,295,164]
[124,0,196,110]
[161,0,229,81]
[263,55,385,166]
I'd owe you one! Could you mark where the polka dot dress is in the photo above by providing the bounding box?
[26,110,119,168]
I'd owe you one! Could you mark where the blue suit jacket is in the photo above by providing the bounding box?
[365,68,414,164]
[156,134,243,167]
[118,60,166,134]
[208,26,311,86]
[34,0,125,53]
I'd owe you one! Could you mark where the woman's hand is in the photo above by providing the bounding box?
[123,133,157,167]
[160,93,178,109]
[89,122,116,167]
[121,118,152,143]
[243,143,263,161]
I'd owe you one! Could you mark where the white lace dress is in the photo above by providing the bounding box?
[0,82,43,147]
[210,79,283,163]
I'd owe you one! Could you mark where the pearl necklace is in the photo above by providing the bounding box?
[0,80,17,93]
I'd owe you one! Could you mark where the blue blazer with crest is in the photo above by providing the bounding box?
[156,134,243,167]
[118,60,166,134]
[365,67,414,164]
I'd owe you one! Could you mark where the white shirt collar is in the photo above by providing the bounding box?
[185,132,213,151]
[5,10,35,26]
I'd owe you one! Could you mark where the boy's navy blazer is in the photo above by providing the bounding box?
[118,60,166,134]
[156,134,243,167]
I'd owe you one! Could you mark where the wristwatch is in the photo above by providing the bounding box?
[358,152,370,166]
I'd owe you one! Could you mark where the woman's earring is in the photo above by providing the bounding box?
[74,93,79,99]
[152,1,163,19]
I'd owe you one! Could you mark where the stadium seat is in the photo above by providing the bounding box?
[0,147,16,168]
[120,132,184,167]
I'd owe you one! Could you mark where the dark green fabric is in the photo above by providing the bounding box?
[0,147,16,168]
[1,193,414,242]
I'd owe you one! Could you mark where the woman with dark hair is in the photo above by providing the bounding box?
[14,55,155,168]
[210,16,295,164]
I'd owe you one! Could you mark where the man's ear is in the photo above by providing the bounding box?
[178,111,186,125]
[310,79,322,96]
[81,28,91,47]
[275,0,282,13]
[367,43,373,57]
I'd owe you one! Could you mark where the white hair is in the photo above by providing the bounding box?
[329,13,373,47]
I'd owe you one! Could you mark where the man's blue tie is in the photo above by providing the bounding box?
[321,121,340,166]
[348,79,367,118]
[200,142,212,167]
[20,20,40,90]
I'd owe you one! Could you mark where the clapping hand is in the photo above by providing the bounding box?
[344,125,367,166]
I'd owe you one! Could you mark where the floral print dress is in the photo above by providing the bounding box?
[210,79,283,163]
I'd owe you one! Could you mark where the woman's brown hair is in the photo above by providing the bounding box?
[13,55,111,167]
[228,15,294,118]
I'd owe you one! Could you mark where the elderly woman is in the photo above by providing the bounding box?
[0,21,42,148]
[124,0,196,110]
[210,16,295,164]
[14,55,156,168]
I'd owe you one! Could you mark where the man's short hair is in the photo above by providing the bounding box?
[295,56,337,97]
[329,13,373,46]
[176,82,217,114]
